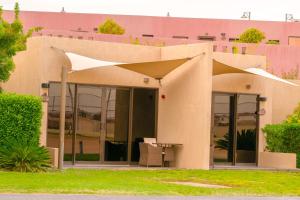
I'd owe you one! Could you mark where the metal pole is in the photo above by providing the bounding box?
[58,65,68,170]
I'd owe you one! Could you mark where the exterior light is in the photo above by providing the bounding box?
[241,12,251,20]
[257,96,267,102]
[41,82,50,88]
[143,77,150,84]
[285,14,294,22]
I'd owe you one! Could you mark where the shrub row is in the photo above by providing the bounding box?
[262,123,300,168]
[0,93,42,146]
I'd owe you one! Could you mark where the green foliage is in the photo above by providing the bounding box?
[232,46,239,54]
[0,93,42,146]
[130,36,140,45]
[0,3,41,82]
[0,139,50,172]
[286,101,300,123]
[98,18,125,35]
[216,129,256,151]
[239,28,266,43]
[262,123,300,168]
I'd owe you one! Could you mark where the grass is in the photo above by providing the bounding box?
[0,169,299,196]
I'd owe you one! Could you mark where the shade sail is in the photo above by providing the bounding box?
[213,59,298,86]
[213,60,248,75]
[66,52,125,71]
[117,58,189,79]
[64,51,191,79]
[245,68,298,86]
[63,51,297,86]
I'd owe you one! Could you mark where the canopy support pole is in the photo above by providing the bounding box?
[58,65,68,170]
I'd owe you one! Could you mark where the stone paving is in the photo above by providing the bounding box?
[0,194,299,200]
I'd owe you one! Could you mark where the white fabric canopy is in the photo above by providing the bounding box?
[65,51,191,79]
[213,59,297,86]
[64,51,298,86]
[66,52,126,71]
[245,67,298,86]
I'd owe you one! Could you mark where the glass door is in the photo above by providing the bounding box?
[47,83,158,165]
[212,93,236,165]
[47,83,75,163]
[235,94,258,164]
[75,85,102,163]
[130,88,157,162]
[211,92,259,166]
[104,88,130,162]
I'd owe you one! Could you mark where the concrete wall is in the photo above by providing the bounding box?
[271,80,300,124]
[258,152,297,169]
[157,43,212,169]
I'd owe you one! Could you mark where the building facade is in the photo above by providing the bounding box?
[1,10,300,169]
[1,35,299,169]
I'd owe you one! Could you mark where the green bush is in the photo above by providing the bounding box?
[262,123,300,168]
[0,139,50,172]
[0,93,42,146]
[239,28,265,43]
[98,18,125,35]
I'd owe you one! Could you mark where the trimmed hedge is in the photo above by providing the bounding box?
[262,123,300,168]
[0,93,42,146]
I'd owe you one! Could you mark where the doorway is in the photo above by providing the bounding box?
[211,92,258,166]
[46,83,157,165]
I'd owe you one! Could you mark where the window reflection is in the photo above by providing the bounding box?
[236,95,257,163]
[47,83,75,161]
[213,94,234,164]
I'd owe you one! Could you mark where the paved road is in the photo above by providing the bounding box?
[0,194,299,200]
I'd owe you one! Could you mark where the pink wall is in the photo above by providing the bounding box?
[3,10,300,77]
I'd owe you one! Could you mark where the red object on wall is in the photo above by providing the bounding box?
[161,94,166,99]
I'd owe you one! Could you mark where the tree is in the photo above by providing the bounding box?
[98,19,125,35]
[0,3,41,82]
[239,28,265,43]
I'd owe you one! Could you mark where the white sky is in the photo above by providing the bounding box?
[0,0,300,22]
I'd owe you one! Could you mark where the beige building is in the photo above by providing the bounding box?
[3,36,299,169]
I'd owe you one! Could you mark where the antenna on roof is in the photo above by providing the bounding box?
[167,12,170,17]
[61,7,65,13]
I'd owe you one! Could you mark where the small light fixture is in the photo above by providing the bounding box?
[246,84,251,90]
[41,83,50,89]
[241,11,251,20]
[285,13,294,22]
[143,77,150,84]
[257,96,267,102]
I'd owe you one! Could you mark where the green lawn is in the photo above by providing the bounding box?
[0,169,299,196]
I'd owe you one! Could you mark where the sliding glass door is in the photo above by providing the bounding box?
[211,92,258,166]
[104,88,130,162]
[212,93,235,165]
[47,83,157,165]
[236,94,257,164]
[75,85,102,162]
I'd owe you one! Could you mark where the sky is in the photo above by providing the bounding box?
[0,0,300,22]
